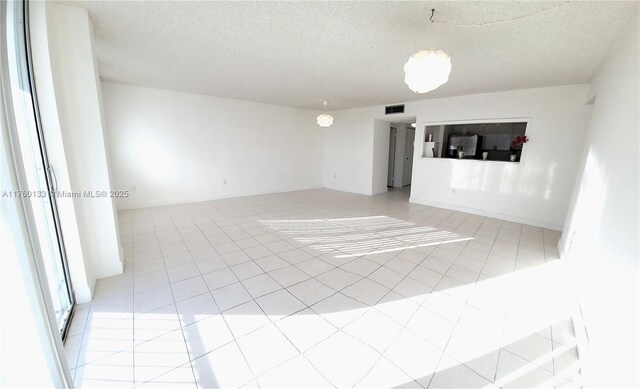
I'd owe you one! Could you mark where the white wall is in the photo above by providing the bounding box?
[322,106,380,195]
[410,85,592,230]
[32,3,122,286]
[324,85,592,229]
[371,119,390,195]
[101,82,323,209]
[30,2,94,303]
[559,14,639,388]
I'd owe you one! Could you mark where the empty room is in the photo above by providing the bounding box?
[1,1,639,388]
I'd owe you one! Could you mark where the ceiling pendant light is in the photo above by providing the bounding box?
[404,9,451,94]
[316,100,334,127]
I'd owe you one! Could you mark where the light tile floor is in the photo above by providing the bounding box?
[65,188,582,388]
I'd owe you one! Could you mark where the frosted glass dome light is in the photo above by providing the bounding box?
[316,113,334,127]
[404,49,451,94]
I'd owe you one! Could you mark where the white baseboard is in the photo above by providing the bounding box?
[557,236,568,259]
[557,245,589,369]
[93,258,124,280]
[73,284,93,304]
[571,299,590,363]
[117,185,324,210]
[322,184,372,196]
[409,196,563,231]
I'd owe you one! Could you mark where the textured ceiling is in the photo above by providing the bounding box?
[63,1,638,110]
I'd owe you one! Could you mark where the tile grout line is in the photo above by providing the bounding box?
[80,190,573,389]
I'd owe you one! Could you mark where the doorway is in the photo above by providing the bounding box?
[387,121,415,189]
[387,126,397,187]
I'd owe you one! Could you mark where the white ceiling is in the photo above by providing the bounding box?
[64,1,638,110]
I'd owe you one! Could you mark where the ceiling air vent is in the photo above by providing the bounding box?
[385,104,405,115]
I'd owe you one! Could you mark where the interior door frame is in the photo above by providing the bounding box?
[1,0,75,339]
[403,127,415,186]
[387,126,397,187]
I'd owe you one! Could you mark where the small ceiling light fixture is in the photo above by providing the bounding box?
[410,122,417,128]
[404,9,451,94]
[316,100,334,127]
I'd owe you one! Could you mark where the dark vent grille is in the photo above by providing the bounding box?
[385,104,405,115]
